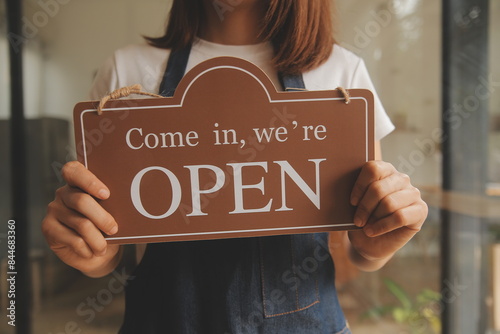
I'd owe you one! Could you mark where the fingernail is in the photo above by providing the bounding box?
[109,226,118,235]
[99,189,110,199]
[354,217,363,227]
[351,196,359,206]
[364,226,374,237]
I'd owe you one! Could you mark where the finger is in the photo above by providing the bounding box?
[59,187,118,235]
[372,187,422,220]
[363,202,427,238]
[353,172,411,227]
[350,161,397,207]
[61,161,110,200]
[49,201,109,256]
[42,217,94,259]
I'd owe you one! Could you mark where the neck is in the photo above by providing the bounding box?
[199,1,267,45]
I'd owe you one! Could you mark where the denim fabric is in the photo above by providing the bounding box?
[120,235,350,334]
[119,46,351,334]
[159,44,192,97]
[279,73,307,92]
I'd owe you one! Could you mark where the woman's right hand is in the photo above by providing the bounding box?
[42,161,121,277]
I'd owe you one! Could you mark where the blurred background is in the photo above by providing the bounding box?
[0,0,499,333]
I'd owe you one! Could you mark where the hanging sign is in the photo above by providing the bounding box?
[73,57,374,245]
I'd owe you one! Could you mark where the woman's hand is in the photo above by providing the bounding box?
[42,161,121,277]
[347,160,428,271]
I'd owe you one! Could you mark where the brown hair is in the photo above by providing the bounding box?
[145,0,335,74]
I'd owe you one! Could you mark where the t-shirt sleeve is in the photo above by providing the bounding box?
[89,54,119,100]
[350,59,395,141]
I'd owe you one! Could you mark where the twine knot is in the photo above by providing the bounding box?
[97,84,165,115]
[336,87,351,105]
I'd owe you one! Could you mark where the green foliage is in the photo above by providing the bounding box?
[363,278,442,334]
[490,225,500,243]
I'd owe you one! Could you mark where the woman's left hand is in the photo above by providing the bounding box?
[348,160,428,264]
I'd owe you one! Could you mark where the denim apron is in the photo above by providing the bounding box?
[119,45,351,334]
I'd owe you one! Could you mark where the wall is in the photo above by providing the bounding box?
[0,0,173,120]
[0,1,10,119]
[337,0,442,187]
[489,0,500,184]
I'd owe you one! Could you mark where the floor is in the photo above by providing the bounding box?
[0,282,422,334]
[0,254,440,333]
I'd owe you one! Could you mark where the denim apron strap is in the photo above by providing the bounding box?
[279,73,306,91]
[159,44,192,97]
[159,44,306,96]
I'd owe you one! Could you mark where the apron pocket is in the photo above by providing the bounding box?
[258,234,321,318]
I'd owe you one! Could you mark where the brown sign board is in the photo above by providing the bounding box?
[73,57,374,245]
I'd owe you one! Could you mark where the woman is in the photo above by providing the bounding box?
[42,0,428,333]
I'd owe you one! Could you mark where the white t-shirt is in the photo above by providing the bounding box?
[90,38,394,140]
